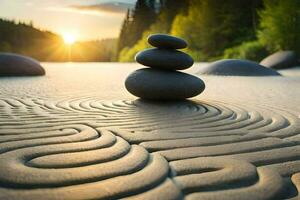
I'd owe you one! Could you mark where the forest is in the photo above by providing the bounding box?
[0,0,299,62]
[0,19,116,62]
[117,0,300,62]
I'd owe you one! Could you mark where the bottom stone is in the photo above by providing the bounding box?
[125,68,205,100]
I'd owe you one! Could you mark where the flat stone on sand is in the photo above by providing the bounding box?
[0,53,45,76]
[197,59,281,76]
[125,68,205,100]
[135,48,194,70]
[148,34,188,49]
[260,51,299,69]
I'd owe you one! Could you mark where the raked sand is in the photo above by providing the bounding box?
[0,63,299,200]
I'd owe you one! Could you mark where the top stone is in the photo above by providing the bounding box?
[148,34,188,49]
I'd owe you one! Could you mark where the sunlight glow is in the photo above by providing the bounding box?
[63,33,77,45]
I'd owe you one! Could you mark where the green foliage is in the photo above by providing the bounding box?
[171,0,263,60]
[258,0,300,53]
[223,40,269,62]
[118,23,168,62]
[119,0,265,62]
[117,0,157,57]
[118,0,189,61]
[117,9,132,55]
[119,32,151,62]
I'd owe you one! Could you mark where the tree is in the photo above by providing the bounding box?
[159,0,189,33]
[258,0,300,53]
[171,0,263,61]
[126,0,156,49]
[117,9,131,55]
[118,0,189,61]
[117,0,157,57]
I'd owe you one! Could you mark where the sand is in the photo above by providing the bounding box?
[0,63,299,200]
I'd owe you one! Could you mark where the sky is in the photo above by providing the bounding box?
[0,0,136,41]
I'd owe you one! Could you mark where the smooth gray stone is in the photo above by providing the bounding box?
[148,34,188,49]
[135,48,194,70]
[125,68,205,100]
[197,59,281,76]
[260,51,299,69]
[0,53,45,76]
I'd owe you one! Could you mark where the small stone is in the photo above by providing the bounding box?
[148,34,188,49]
[125,68,205,100]
[197,59,281,76]
[260,51,299,69]
[135,48,194,70]
[0,53,45,76]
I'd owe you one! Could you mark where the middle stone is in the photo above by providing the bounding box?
[135,48,194,70]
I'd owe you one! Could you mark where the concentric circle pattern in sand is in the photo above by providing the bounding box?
[0,98,299,199]
[0,64,300,199]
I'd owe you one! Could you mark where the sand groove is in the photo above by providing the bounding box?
[0,97,299,199]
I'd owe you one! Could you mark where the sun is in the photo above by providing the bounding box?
[63,33,76,45]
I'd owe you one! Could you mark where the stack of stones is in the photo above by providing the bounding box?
[125,34,205,100]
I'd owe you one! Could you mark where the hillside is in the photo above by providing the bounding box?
[0,19,116,62]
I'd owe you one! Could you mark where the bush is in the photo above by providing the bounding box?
[118,31,152,62]
[258,0,300,53]
[223,40,269,62]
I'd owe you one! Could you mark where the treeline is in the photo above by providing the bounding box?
[117,0,300,62]
[0,18,116,62]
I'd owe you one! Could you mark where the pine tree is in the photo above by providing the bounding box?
[117,9,131,55]
[116,0,157,57]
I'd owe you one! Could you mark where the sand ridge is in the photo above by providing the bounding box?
[0,63,299,199]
